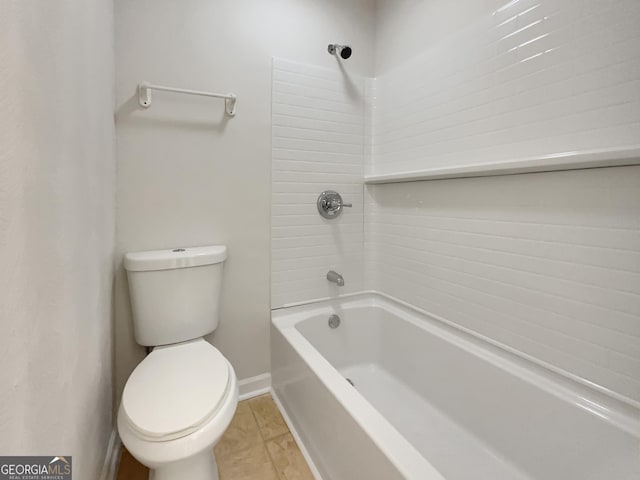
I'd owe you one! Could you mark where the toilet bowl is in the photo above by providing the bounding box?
[118,246,237,480]
[118,339,238,480]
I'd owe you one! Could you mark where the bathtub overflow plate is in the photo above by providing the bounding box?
[328,314,341,329]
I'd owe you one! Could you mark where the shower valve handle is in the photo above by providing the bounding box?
[328,198,352,209]
[317,191,351,219]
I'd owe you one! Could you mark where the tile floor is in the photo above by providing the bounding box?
[116,393,315,480]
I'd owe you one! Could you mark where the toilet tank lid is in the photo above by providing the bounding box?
[124,245,227,272]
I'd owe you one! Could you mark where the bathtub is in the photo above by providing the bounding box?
[271,293,640,480]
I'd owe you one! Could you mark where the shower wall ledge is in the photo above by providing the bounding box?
[364,145,640,184]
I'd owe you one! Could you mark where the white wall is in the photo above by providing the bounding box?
[114,0,375,399]
[0,1,116,479]
[369,0,640,406]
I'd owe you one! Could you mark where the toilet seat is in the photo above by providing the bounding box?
[121,339,230,442]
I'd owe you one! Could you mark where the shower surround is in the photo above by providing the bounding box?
[271,0,640,409]
[271,58,368,308]
[270,0,640,477]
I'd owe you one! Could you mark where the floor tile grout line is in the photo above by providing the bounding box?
[246,395,282,478]
[248,394,314,480]
[263,433,288,480]
[116,395,311,480]
[219,397,278,480]
[248,394,290,442]
[246,395,290,480]
[246,397,269,443]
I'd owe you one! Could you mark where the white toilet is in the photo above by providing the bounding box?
[117,245,238,480]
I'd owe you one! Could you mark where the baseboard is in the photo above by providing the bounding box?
[271,390,324,480]
[99,428,121,480]
[238,373,271,401]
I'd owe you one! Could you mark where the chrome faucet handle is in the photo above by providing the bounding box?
[327,198,351,209]
[317,191,351,219]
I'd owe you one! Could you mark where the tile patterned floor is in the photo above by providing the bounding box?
[116,393,315,480]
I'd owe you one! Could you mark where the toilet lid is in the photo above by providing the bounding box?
[122,339,230,442]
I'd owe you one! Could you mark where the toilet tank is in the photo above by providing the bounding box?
[124,245,227,346]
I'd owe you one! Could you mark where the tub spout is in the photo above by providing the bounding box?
[327,270,344,287]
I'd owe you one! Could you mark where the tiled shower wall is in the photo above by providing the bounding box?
[271,0,640,406]
[371,0,640,175]
[366,0,640,405]
[271,59,365,308]
[365,169,640,404]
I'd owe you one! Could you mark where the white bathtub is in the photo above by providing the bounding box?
[271,293,640,480]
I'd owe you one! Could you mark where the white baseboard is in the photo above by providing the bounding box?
[271,390,324,480]
[238,373,271,401]
[99,428,121,480]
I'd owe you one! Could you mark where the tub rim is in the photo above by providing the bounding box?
[273,295,445,480]
[271,291,640,479]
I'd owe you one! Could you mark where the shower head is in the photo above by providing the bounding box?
[328,44,352,59]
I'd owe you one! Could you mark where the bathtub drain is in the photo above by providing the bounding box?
[346,377,355,387]
[328,314,341,329]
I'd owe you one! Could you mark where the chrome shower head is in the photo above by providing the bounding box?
[328,44,352,59]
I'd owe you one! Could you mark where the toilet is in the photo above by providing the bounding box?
[117,245,238,480]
